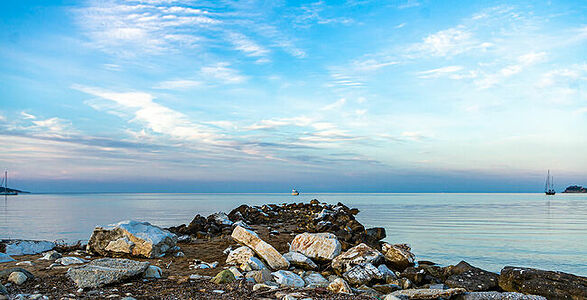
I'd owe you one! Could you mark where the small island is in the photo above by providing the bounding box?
[0,187,29,195]
[562,185,587,193]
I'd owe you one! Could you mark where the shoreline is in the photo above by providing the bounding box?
[1,200,585,299]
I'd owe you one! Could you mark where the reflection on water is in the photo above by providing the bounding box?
[0,193,585,275]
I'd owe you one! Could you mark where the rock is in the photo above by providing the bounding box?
[378,264,398,282]
[0,268,34,280]
[303,272,329,288]
[499,266,587,300]
[1,240,55,255]
[231,226,289,270]
[381,243,415,271]
[210,270,235,284]
[384,296,407,300]
[228,267,243,279]
[390,288,467,299]
[454,291,547,300]
[290,232,342,261]
[177,235,191,243]
[246,257,267,270]
[210,212,233,226]
[189,274,212,280]
[226,246,255,265]
[0,253,15,263]
[429,283,446,289]
[283,251,318,270]
[56,256,88,266]
[372,283,401,294]
[328,278,353,294]
[174,251,185,257]
[445,261,499,291]
[252,283,279,291]
[16,261,34,267]
[39,250,62,260]
[143,265,162,278]
[272,270,305,288]
[343,262,383,286]
[232,220,251,230]
[0,283,6,295]
[245,269,272,283]
[365,227,386,241]
[332,243,384,273]
[87,220,177,258]
[8,272,28,285]
[67,258,150,288]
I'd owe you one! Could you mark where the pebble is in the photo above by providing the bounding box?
[212,290,225,294]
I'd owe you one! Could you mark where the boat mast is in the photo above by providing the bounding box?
[545,170,550,192]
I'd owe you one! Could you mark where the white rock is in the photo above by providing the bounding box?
[0,253,15,263]
[328,278,352,294]
[289,233,341,261]
[231,226,289,270]
[226,246,255,265]
[143,265,162,278]
[272,270,305,288]
[56,256,88,266]
[381,243,415,270]
[331,243,384,273]
[232,220,251,229]
[283,252,318,270]
[39,250,62,261]
[67,258,150,288]
[15,261,34,266]
[390,288,466,299]
[343,263,383,286]
[8,272,28,285]
[252,283,279,291]
[87,220,177,258]
[3,240,55,256]
[210,212,233,226]
[303,272,329,288]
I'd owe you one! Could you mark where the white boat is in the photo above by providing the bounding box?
[545,170,555,195]
[291,189,299,196]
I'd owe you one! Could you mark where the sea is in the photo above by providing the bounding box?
[1,193,585,275]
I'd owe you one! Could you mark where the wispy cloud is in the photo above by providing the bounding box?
[154,79,201,90]
[200,63,247,84]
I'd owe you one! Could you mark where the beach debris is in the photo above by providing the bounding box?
[389,287,467,299]
[231,225,289,270]
[67,258,150,288]
[210,269,235,284]
[0,240,55,256]
[225,246,255,265]
[381,243,415,271]
[0,253,15,263]
[283,251,318,270]
[8,271,28,285]
[39,250,62,260]
[289,232,342,261]
[87,220,177,258]
[328,278,353,294]
[331,243,384,274]
[143,265,162,278]
[272,270,305,288]
[499,266,587,300]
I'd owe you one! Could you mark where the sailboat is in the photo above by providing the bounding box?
[1,170,18,196]
[545,170,555,195]
[291,188,299,196]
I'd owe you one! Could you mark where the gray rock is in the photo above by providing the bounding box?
[445,261,499,291]
[343,262,383,286]
[245,269,272,283]
[499,266,587,300]
[56,256,88,266]
[272,270,304,288]
[0,253,15,263]
[67,258,150,288]
[0,283,6,295]
[283,251,318,270]
[0,268,34,280]
[381,243,415,271]
[390,288,466,299]
[8,272,28,285]
[303,272,329,288]
[332,243,384,273]
[372,283,401,294]
[378,264,398,282]
[455,291,547,300]
[143,265,162,278]
[1,240,55,256]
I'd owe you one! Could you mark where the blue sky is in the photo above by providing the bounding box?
[0,0,586,192]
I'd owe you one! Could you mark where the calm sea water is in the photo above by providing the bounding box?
[1,193,585,275]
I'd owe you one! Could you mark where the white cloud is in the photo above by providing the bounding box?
[418,66,464,78]
[226,32,270,58]
[154,79,201,90]
[200,63,247,84]
[409,27,476,57]
[20,112,36,120]
[321,98,346,110]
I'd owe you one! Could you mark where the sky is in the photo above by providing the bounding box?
[0,0,586,193]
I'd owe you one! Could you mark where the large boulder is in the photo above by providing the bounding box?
[231,226,289,270]
[225,246,255,265]
[454,291,547,300]
[343,262,384,286]
[389,288,467,299]
[67,258,150,288]
[1,240,55,256]
[332,243,384,273]
[445,261,499,291]
[381,243,415,271]
[290,232,342,261]
[499,266,587,300]
[87,220,177,258]
[283,251,318,270]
